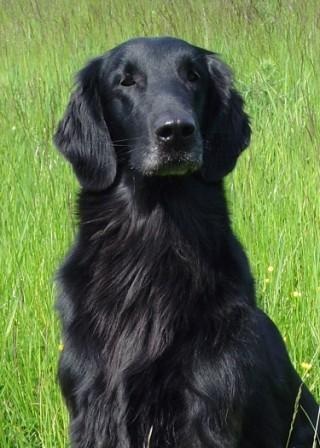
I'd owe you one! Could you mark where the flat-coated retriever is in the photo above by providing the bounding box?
[54,37,319,447]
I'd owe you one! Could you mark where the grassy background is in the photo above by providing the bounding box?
[0,0,319,446]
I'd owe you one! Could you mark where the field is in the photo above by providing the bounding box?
[0,0,319,446]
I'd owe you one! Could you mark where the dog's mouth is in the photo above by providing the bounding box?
[142,147,203,177]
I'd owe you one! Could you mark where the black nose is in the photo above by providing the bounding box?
[155,118,195,143]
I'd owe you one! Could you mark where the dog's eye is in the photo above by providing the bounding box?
[120,73,136,87]
[187,69,200,82]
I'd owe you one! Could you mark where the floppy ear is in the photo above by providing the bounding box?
[201,54,251,183]
[54,57,116,191]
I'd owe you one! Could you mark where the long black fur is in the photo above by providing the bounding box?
[54,37,319,447]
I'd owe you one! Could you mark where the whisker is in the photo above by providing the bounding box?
[112,137,147,143]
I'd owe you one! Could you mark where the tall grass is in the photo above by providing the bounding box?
[0,0,319,446]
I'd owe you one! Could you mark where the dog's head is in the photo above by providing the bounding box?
[54,37,251,190]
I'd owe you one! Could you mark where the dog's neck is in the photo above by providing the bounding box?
[76,171,254,332]
[79,172,230,261]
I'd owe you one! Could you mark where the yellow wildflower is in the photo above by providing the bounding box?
[301,362,312,371]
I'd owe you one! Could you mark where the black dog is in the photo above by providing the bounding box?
[54,37,319,447]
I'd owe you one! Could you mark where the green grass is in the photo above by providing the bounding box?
[0,0,319,446]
